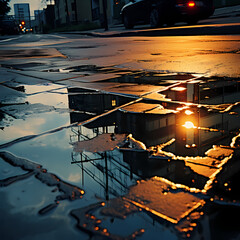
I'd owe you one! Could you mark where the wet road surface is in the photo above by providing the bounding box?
[0,33,240,240]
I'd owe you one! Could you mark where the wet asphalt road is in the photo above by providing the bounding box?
[0,18,240,240]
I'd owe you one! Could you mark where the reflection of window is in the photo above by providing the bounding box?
[112,100,116,106]
[209,121,229,132]
[146,119,160,131]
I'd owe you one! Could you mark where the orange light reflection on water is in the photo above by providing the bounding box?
[182,121,196,129]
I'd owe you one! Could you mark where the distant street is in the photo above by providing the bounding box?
[0,13,240,240]
[0,21,239,78]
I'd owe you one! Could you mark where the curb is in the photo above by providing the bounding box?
[75,23,240,38]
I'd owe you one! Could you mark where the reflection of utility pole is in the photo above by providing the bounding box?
[81,153,84,186]
[197,82,200,155]
[64,0,70,24]
[102,0,108,31]
[74,0,78,23]
[104,152,109,200]
[222,81,225,136]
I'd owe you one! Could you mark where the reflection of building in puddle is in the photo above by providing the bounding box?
[116,105,177,147]
[67,84,240,191]
[70,128,207,193]
[69,131,240,239]
[68,87,132,114]
[163,79,240,104]
[68,78,240,157]
[70,131,139,200]
[66,84,240,239]
[67,87,177,150]
[163,80,240,156]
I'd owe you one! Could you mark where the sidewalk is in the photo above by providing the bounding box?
[63,5,240,38]
[213,4,240,18]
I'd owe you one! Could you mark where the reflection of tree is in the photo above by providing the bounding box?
[0,0,10,16]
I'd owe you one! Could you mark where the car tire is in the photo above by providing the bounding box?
[123,14,134,29]
[150,8,162,28]
[187,18,198,25]
[166,20,175,27]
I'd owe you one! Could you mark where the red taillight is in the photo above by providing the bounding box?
[188,1,196,7]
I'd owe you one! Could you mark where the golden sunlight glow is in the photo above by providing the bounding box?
[185,110,194,115]
[183,121,196,129]
[171,87,186,92]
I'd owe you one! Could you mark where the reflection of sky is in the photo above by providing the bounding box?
[0,112,70,145]
[0,86,69,145]
[0,157,26,178]
[1,126,178,240]
[1,77,240,239]
[26,85,68,108]
[0,123,101,239]
[9,0,47,16]
[5,176,57,215]
[5,129,80,179]
[103,212,178,240]
[24,84,66,95]
[0,189,87,240]
[4,126,135,199]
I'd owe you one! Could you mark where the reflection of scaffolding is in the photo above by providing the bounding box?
[70,126,138,199]
[70,125,115,142]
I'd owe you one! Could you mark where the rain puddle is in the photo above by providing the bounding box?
[1,69,240,240]
[0,82,70,145]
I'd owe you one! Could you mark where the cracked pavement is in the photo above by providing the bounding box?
[0,28,240,240]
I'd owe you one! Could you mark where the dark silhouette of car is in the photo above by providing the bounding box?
[0,18,20,35]
[121,0,214,29]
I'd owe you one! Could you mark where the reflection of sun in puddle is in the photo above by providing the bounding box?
[183,121,196,129]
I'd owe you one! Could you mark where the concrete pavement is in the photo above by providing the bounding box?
[213,4,240,18]
[0,28,240,240]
